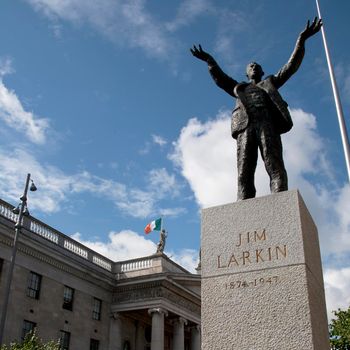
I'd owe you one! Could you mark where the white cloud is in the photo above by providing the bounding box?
[49,22,63,38]
[213,11,247,65]
[335,185,350,230]
[0,148,70,212]
[158,207,187,217]
[25,0,248,65]
[140,135,167,155]
[115,189,154,218]
[114,167,184,218]
[169,109,238,208]
[166,0,212,32]
[0,148,184,219]
[170,107,350,314]
[283,109,330,178]
[0,58,49,144]
[71,230,156,261]
[152,134,167,147]
[334,62,350,104]
[119,1,170,58]
[139,141,151,155]
[320,184,350,256]
[0,57,15,77]
[148,168,180,197]
[26,0,174,59]
[214,36,234,60]
[324,266,350,321]
[168,248,199,273]
[0,83,49,144]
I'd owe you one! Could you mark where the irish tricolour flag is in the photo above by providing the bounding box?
[144,218,162,234]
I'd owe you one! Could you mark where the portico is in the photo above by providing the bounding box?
[110,254,201,350]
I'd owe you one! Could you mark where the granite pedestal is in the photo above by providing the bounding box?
[201,190,329,350]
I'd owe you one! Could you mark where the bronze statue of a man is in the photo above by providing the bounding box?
[191,18,322,200]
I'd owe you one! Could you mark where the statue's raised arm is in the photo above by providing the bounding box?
[190,44,238,97]
[300,17,323,41]
[190,44,212,62]
[274,17,323,88]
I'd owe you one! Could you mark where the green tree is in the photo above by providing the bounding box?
[330,306,350,350]
[0,331,59,350]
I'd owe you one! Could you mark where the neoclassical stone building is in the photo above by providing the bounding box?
[0,199,201,349]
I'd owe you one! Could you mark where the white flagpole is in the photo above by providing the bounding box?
[315,0,350,182]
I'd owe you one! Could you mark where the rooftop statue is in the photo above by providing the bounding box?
[191,18,322,200]
[156,229,167,254]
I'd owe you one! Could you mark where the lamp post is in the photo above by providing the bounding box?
[0,173,37,345]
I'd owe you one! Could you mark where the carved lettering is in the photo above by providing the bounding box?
[236,229,267,247]
[217,255,227,268]
[276,245,287,259]
[216,230,288,270]
[217,245,288,269]
[236,233,243,247]
[255,229,266,242]
[255,249,265,262]
[227,254,239,267]
[267,247,272,261]
[242,251,251,265]
[224,276,279,290]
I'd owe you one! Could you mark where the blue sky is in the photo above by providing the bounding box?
[0,0,349,319]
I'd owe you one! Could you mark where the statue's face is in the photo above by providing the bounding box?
[246,62,264,80]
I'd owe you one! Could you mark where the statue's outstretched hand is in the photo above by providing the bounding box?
[190,44,212,62]
[300,17,322,41]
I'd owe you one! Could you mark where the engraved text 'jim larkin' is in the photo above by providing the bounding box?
[217,229,288,268]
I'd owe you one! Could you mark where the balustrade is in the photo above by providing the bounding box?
[0,201,18,222]
[0,199,113,271]
[120,258,152,272]
[30,220,59,244]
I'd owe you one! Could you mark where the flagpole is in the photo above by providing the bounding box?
[315,0,350,182]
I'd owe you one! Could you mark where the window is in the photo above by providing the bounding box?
[62,286,74,311]
[21,320,36,340]
[59,330,70,350]
[90,339,99,350]
[26,272,42,299]
[92,298,102,320]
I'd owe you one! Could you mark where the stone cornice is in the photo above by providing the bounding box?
[116,272,200,292]
[115,275,200,304]
[112,277,200,316]
[0,232,115,290]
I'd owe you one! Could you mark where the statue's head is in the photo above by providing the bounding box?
[246,62,264,81]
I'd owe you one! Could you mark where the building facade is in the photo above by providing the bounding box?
[0,199,201,350]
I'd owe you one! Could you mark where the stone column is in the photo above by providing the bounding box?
[148,308,168,350]
[172,317,188,350]
[190,325,201,350]
[109,312,122,350]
